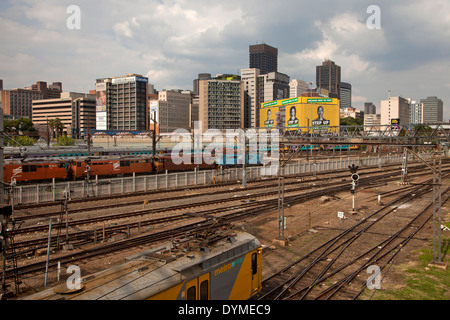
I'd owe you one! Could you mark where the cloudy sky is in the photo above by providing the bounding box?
[1,0,449,119]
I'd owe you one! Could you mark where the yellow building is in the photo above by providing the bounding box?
[260,96,339,133]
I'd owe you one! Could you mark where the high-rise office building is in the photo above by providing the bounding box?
[1,89,43,119]
[259,72,290,103]
[380,96,410,126]
[249,44,278,75]
[340,82,352,109]
[25,81,62,99]
[150,90,192,133]
[32,92,96,137]
[316,60,341,99]
[0,80,62,119]
[289,79,309,99]
[95,74,149,131]
[193,73,212,95]
[420,96,443,123]
[241,68,261,128]
[241,68,290,128]
[198,74,244,132]
[364,102,377,115]
[409,101,424,124]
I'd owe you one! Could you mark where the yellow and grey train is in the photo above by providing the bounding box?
[23,231,262,300]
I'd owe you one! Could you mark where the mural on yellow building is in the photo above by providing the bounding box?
[260,97,339,133]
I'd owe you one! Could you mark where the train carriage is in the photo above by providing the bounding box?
[3,161,69,183]
[22,231,262,300]
[69,158,153,179]
[154,155,217,173]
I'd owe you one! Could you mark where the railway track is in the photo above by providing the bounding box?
[14,157,448,212]
[3,166,447,283]
[253,179,448,300]
[10,166,448,256]
[14,161,448,223]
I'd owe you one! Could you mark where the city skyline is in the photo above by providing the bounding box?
[1,0,449,120]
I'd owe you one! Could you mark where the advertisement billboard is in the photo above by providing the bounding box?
[96,82,107,130]
[96,82,106,112]
[260,96,339,132]
[260,106,280,128]
[308,99,339,133]
[391,118,400,130]
[96,112,107,130]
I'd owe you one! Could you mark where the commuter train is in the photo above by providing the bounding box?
[22,230,262,300]
[287,144,358,151]
[3,155,218,183]
[3,146,168,160]
[3,150,267,183]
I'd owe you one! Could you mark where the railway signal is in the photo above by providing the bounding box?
[349,164,359,214]
[348,164,359,174]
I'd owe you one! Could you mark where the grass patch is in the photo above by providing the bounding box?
[359,237,450,300]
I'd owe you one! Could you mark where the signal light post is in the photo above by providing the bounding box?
[349,164,359,214]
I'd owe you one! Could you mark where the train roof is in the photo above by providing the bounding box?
[22,230,260,300]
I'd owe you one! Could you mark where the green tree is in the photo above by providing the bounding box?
[57,135,75,146]
[48,118,65,139]
[340,116,363,126]
[7,135,36,147]
[4,118,37,134]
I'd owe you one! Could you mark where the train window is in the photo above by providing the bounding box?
[251,253,257,276]
[200,280,209,300]
[120,160,130,167]
[77,162,81,167]
[23,165,37,173]
[186,286,196,300]
[37,165,42,168]
[58,163,64,168]
[44,165,49,168]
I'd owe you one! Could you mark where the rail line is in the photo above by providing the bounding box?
[14,157,447,212]
[5,165,437,281]
[254,177,448,300]
[10,166,447,256]
[14,161,448,223]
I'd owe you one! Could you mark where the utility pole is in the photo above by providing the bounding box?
[152,111,157,159]
[46,116,50,149]
[242,132,247,188]
[277,172,285,240]
[87,115,91,157]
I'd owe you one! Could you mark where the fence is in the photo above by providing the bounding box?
[9,153,430,206]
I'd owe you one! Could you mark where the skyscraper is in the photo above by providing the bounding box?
[364,102,377,115]
[198,74,244,132]
[150,90,192,133]
[249,44,278,75]
[32,92,96,137]
[420,96,443,123]
[409,101,424,124]
[380,96,410,126]
[95,74,149,131]
[241,68,261,128]
[316,60,341,99]
[289,79,309,99]
[340,82,352,109]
